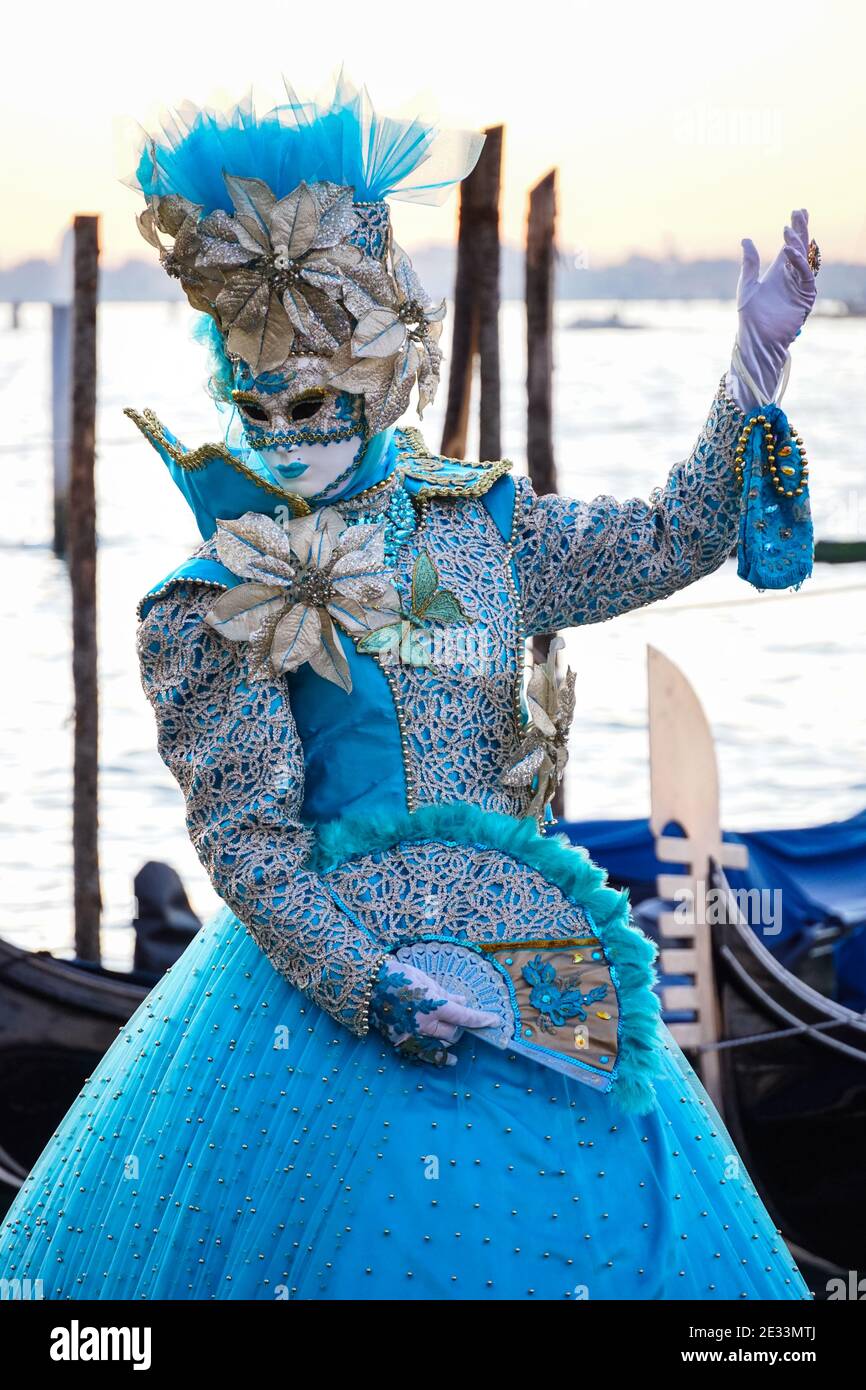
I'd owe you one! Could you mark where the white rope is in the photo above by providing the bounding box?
[732,340,791,408]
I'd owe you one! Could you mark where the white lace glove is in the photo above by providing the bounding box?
[729,208,817,411]
[369,956,499,1067]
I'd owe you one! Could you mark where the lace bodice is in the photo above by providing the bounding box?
[137,382,742,1031]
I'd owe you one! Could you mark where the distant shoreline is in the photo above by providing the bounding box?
[4,248,866,307]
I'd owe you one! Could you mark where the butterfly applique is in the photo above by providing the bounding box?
[356,551,470,668]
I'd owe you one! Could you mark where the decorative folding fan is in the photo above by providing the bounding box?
[395,935,620,1092]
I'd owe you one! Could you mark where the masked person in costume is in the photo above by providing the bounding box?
[2,75,818,1300]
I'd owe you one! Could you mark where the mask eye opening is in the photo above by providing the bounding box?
[289,390,326,423]
[231,390,270,425]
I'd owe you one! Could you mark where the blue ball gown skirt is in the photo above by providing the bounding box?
[1,909,809,1300]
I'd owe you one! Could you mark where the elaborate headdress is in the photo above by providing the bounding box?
[130,74,483,437]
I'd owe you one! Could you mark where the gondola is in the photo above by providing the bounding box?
[0,863,199,1219]
[708,860,866,1290]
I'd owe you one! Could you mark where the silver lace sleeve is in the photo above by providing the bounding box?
[512,382,744,634]
[137,588,388,1034]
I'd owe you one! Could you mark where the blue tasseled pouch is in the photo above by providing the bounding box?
[736,402,813,590]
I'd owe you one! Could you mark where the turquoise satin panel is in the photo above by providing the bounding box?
[481,472,516,543]
[139,555,238,618]
[142,420,289,540]
[141,561,406,821]
[287,639,406,825]
[142,420,398,540]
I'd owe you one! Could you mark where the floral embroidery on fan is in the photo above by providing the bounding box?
[204,507,401,691]
[356,550,472,669]
[522,953,609,1032]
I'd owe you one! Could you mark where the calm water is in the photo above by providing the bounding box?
[1,299,864,961]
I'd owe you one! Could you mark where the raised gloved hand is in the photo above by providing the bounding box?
[369,957,499,1067]
[730,208,818,411]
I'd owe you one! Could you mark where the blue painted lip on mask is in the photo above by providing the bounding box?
[262,456,310,480]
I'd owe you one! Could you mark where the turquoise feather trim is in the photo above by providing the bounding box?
[310,801,663,1114]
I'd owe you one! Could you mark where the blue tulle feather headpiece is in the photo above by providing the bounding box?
[132,71,483,212]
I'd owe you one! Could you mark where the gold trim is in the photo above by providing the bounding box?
[339,465,407,512]
[231,387,328,413]
[357,949,391,1037]
[411,459,513,500]
[126,411,513,527]
[400,425,506,470]
[395,427,514,499]
[124,407,311,517]
[478,937,600,953]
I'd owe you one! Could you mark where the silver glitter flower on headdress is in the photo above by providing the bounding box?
[326,243,446,432]
[138,177,394,374]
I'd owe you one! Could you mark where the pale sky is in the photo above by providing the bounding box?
[2,0,865,269]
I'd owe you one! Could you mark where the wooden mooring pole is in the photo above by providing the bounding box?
[51,304,72,557]
[526,170,557,496]
[441,125,503,460]
[69,215,101,961]
[525,170,564,817]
